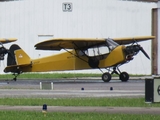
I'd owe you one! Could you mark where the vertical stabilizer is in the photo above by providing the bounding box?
[7,44,31,66]
[14,49,30,65]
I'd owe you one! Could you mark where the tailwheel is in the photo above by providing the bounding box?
[13,73,19,81]
[102,72,111,82]
[119,72,129,82]
[12,71,22,81]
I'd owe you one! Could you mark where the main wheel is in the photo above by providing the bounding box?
[119,72,129,82]
[102,72,111,82]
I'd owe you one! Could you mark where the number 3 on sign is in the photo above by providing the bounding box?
[62,3,72,12]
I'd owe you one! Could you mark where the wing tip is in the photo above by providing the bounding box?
[0,38,17,44]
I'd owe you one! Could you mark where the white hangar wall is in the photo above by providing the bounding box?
[0,0,157,74]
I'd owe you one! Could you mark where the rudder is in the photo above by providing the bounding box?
[7,44,31,66]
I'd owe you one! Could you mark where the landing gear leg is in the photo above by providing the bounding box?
[102,67,129,82]
[13,73,20,81]
[111,67,119,75]
[105,67,129,82]
[111,67,129,82]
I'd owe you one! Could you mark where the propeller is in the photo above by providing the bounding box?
[125,43,150,60]
[133,39,150,60]
[0,42,15,62]
[139,46,150,59]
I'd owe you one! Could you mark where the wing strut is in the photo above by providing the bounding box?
[72,42,104,73]
[62,49,104,74]
[62,48,88,63]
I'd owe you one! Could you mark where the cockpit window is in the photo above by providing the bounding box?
[84,46,109,57]
[78,38,119,57]
[106,38,119,50]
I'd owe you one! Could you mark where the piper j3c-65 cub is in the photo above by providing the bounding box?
[4,36,154,82]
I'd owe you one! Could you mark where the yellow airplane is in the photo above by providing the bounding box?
[0,38,17,60]
[4,36,154,82]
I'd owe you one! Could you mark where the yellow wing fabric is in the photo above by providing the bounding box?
[114,36,155,45]
[35,38,106,50]
[34,36,155,50]
[0,38,17,44]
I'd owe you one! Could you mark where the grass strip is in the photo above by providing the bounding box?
[0,97,159,107]
[0,73,148,79]
[0,73,101,79]
[0,111,159,120]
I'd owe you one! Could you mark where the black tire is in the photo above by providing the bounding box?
[119,72,129,82]
[102,72,111,82]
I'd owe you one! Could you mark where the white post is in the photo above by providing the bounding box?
[40,82,42,90]
[158,7,160,74]
[51,82,54,90]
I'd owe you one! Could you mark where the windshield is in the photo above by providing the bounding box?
[106,38,119,50]
[78,38,119,57]
[83,46,110,57]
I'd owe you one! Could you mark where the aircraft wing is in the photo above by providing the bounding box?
[0,38,17,44]
[35,38,106,50]
[114,36,155,45]
[34,36,155,50]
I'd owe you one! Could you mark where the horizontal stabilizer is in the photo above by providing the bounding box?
[4,64,30,73]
